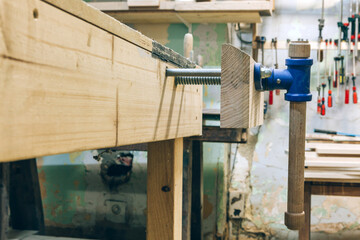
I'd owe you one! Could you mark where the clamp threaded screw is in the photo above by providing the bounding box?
[175,76,221,85]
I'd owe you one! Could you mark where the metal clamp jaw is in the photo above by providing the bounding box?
[254,58,313,102]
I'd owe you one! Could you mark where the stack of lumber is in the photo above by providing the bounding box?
[305,134,360,182]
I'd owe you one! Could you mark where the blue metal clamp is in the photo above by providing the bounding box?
[254,58,313,102]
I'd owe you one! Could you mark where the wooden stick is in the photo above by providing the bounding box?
[285,102,306,230]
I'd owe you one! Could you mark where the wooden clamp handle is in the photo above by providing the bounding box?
[285,41,310,230]
[285,101,306,230]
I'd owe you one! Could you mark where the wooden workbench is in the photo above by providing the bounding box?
[0,0,202,239]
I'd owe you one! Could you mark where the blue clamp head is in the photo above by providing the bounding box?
[253,43,313,102]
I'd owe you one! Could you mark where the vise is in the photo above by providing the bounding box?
[166,41,313,230]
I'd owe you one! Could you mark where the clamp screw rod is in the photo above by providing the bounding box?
[175,76,221,85]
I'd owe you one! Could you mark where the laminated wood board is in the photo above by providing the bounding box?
[0,0,202,162]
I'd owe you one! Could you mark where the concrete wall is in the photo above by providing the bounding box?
[229,0,360,239]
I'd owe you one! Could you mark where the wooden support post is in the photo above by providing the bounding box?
[299,182,311,240]
[9,159,44,233]
[147,138,183,240]
[0,163,9,240]
[285,102,307,230]
[182,140,193,240]
[191,140,203,240]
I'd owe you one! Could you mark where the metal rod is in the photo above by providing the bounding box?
[166,68,221,77]
[339,0,343,56]
[356,0,359,56]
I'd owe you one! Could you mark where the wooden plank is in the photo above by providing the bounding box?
[106,11,262,24]
[191,141,203,240]
[306,143,360,155]
[305,170,360,183]
[299,182,311,240]
[147,138,183,240]
[190,126,247,143]
[42,0,153,51]
[0,0,202,162]
[305,151,360,162]
[310,182,360,197]
[90,1,272,12]
[9,159,44,232]
[182,140,192,240]
[0,163,9,240]
[128,0,160,8]
[88,0,269,23]
[220,44,264,128]
[306,133,360,142]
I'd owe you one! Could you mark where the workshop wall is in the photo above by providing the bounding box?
[37,22,229,239]
[229,0,360,239]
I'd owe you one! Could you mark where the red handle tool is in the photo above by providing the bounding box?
[269,90,273,105]
[354,86,358,103]
[328,90,332,107]
[345,88,350,104]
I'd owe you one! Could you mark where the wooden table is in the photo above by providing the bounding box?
[299,139,360,240]
[299,181,360,240]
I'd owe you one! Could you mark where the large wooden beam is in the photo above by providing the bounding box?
[0,0,202,162]
[89,1,272,24]
[147,138,183,240]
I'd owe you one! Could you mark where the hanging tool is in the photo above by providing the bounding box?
[318,0,325,41]
[340,55,345,85]
[315,128,360,137]
[324,39,333,107]
[328,76,333,107]
[272,38,280,95]
[356,0,359,56]
[352,17,358,104]
[317,85,322,114]
[321,83,326,115]
[353,75,358,103]
[338,22,349,42]
[334,56,340,88]
[345,77,350,104]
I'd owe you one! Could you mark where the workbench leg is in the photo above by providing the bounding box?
[147,138,183,240]
[9,159,44,233]
[191,140,203,240]
[299,182,311,240]
[0,163,9,240]
[182,140,193,240]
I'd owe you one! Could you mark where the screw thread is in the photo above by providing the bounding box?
[175,76,221,85]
